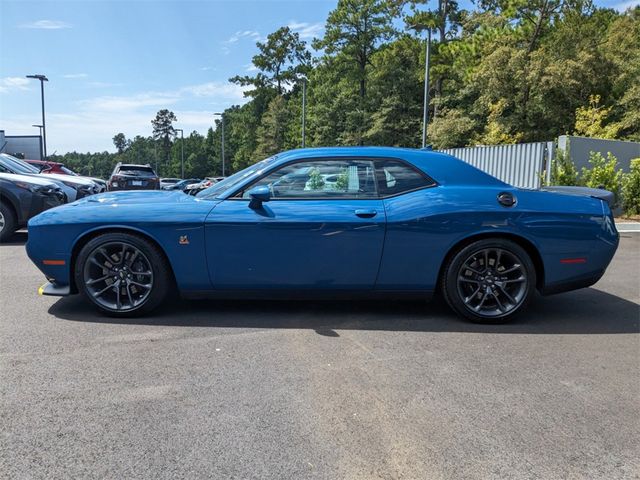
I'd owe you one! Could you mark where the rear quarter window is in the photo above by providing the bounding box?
[375,159,435,197]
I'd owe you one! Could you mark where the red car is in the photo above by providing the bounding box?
[26,159,75,175]
[26,159,107,192]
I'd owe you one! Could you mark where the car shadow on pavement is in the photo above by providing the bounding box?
[0,231,27,246]
[48,287,639,335]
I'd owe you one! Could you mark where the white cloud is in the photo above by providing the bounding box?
[180,81,247,100]
[88,81,124,88]
[63,73,88,79]
[244,63,259,72]
[19,20,71,29]
[0,77,31,93]
[613,0,640,10]
[224,30,261,44]
[288,21,324,40]
[3,81,251,152]
[81,92,181,111]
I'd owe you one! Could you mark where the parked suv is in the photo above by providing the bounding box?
[108,163,160,191]
[0,172,65,241]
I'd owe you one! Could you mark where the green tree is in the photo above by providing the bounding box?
[314,0,396,144]
[232,27,310,95]
[550,148,579,186]
[365,35,423,146]
[427,108,478,148]
[622,159,640,216]
[581,152,624,206]
[404,0,466,117]
[574,95,620,139]
[254,96,293,159]
[151,109,177,174]
[112,133,128,154]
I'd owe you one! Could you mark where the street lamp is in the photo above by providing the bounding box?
[213,112,225,177]
[175,128,184,179]
[299,75,308,148]
[26,74,49,159]
[408,26,431,148]
[32,124,44,160]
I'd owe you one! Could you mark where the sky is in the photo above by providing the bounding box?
[0,0,637,154]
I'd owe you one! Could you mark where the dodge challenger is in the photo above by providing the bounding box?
[26,147,619,323]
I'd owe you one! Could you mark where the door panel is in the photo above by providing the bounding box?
[205,199,386,289]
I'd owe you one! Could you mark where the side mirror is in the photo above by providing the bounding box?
[248,185,271,209]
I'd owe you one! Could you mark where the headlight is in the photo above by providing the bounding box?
[14,181,56,194]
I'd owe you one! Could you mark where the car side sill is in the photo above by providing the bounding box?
[181,289,434,301]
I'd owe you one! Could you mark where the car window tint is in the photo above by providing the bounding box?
[117,166,156,177]
[244,160,377,199]
[376,159,434,197]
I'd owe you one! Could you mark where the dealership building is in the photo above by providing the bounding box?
[0,130,43,160]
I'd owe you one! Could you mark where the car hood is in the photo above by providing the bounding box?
[73,189,205,206]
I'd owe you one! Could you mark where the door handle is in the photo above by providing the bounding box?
[355,209,377,218]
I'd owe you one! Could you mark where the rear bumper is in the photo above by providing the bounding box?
[108,185,159,191]
[540,269,605,295]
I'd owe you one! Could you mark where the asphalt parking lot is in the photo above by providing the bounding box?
[1,233,638,479]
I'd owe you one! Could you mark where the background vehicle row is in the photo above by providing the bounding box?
[0,172,65,241]
[0,153,105,240]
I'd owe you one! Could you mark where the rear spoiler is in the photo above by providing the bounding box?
[541,186,614,207]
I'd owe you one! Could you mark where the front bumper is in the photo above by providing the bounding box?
[38,281,71,297]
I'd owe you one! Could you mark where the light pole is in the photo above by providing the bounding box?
[175,128,184,178]
[26,74,49,158]
[422,28,431,148]
[213,112,225,177]
[32,124,44,160]
[408,26,431,148]
[300,76,307,148]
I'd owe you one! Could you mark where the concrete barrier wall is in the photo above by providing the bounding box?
[558,135,640,172]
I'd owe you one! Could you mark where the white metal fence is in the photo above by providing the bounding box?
[439,141,554,189]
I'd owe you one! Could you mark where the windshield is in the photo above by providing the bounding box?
[60,166,78,176]
[197,156,278,199]
[0,154,40,174]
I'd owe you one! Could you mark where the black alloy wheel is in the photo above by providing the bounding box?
[75,232,172,316]
[442,239,536,323]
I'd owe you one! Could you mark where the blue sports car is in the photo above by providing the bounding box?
[26,147,619,323]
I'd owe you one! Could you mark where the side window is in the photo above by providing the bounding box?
[376,159,434,197]
[242,159,378,199]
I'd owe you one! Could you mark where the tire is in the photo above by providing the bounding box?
[441,238,536,324]
[0,202,17,242]
[74,232,173,317]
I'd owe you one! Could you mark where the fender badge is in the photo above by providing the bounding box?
[179,235,190,245]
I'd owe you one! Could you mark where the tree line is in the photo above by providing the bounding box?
[52,0,640,180]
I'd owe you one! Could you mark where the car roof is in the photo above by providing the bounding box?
[27,159,65,167]
[272,147,508,187]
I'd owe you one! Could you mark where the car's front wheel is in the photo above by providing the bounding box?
[74,232,172,316]
[442,239,536,323]
[0,203,17,242]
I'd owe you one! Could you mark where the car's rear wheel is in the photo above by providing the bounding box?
[0,203,17,242]
[442,239,536,323]
[74,232,172,316]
